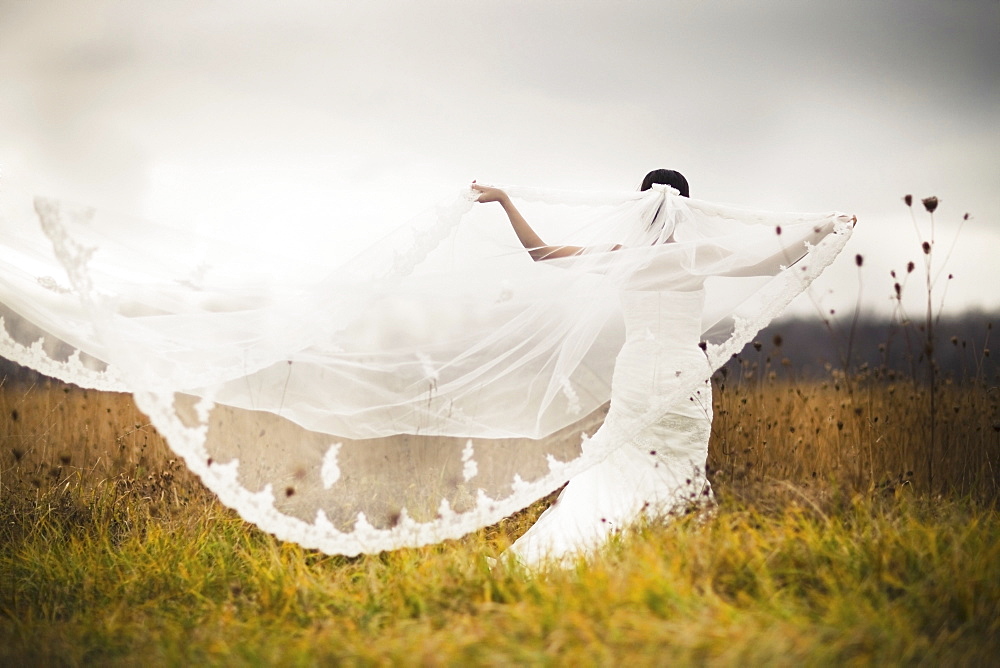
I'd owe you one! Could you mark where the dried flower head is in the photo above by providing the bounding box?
[922,196,939,213]
[855,254,863,267]
[922,241,931,255]
[907,261,915,273]
[903,194,913,207]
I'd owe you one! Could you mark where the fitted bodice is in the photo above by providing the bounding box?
[619,289,705,351]
[605,288,711,447]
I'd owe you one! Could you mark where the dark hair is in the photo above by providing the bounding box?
[640,169,689,197]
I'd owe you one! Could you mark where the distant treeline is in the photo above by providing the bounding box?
[728,311,997,384]
[1,312,997,389]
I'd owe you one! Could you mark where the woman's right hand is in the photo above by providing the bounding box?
[471,182,509,205]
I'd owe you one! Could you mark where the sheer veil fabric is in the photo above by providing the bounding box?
[0,182,853,556]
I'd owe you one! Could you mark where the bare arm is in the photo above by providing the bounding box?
[472,183,619,261]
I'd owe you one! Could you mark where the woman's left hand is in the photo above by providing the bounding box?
[471,182,509,205]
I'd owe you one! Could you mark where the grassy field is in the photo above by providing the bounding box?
[1,367,998,665]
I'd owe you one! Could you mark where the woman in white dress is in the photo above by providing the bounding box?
[473,171,853,566]
[471,170,710,565]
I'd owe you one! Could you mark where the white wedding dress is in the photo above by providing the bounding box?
[507,288,712,565]
[0,182,853,559]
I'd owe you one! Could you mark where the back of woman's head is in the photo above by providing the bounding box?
[640,169,689,197]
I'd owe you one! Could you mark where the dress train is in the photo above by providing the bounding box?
[505,289,712,566]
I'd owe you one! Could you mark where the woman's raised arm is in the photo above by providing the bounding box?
[472,183,601,261]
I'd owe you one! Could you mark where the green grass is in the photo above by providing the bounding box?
[1,477,997,666]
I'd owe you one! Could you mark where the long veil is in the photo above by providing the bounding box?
[0,183,853,554]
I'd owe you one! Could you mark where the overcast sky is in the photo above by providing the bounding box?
[1,0,997,319]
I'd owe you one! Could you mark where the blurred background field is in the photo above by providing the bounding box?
[1,311,997,665]
[2,309,995,504]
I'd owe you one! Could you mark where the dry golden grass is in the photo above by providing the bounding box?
[710,373,999,505]
[2,365,996,510]
[0,378,209,511]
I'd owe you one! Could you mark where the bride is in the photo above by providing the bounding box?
[0,170,854,562]
[474,171,853,565]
